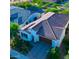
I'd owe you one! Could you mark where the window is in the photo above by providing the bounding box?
[32,35,34,41]
[21,33,28,38]
[26,22,28,24]
[33,17,37,21]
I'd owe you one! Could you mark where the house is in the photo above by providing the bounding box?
[10,6,31,24]
[10,0,28,3]
[43,0,60,2]
[20,12,69,48]
[10,6,41,27]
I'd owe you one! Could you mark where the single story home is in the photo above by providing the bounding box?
[20,12,69,48]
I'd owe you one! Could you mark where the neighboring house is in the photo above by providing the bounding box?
[43,0,60,2]
[43,0,68,2]
[10,0,28,3]
[10,6,31,24]
[10,6,41,27]
[20,12,69,48]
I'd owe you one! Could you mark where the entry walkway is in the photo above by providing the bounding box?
[27,42,51,59]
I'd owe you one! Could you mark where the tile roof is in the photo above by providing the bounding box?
[21,12,69,40]
[48,14,69,28]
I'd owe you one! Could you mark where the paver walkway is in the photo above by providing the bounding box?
[27,42,51,59]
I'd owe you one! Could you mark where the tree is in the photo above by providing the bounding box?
[47,48,55,59]
[47,47,61,59]
[64,2,69,8]
[54,47,61,59]
[59,9,69,14]
[62,36,69,55]
[32,0,43,8]
[32,0,42,4]
[45,8,60,13]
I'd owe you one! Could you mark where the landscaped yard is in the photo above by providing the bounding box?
[10,1,69,59]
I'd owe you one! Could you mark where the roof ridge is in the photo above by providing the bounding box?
[29,12,55,29]
[21,12,55,30]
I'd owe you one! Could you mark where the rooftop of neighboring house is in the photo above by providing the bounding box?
[10,0,28,3]
[21,12,69,40]
[10,6,26,11]
[43,0,59,2]
[10,6,32,24]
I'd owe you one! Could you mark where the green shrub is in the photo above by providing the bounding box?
[45,8,60,13]
[64,2,69,8]
[62,36,69,55]
[47,47,61,59]
[10,23,19,38]
[32,0,42,4]
[59,9,69,14]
